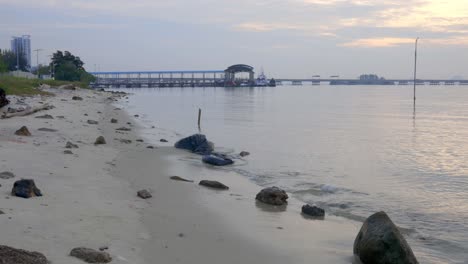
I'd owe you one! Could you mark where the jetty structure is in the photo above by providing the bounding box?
[90,64,276,88]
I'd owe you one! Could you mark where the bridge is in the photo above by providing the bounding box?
[275,79,468,86]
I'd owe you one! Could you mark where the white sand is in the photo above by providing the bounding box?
[0,87,361,264]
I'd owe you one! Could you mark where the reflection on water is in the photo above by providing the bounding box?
[118,85,468,263]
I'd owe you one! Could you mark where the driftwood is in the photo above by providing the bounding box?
[1,104,53,119]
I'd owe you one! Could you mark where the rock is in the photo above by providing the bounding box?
[301,204,325,218]
[160,139,168,143]
[134,114,139,117]
[70,247,112,263]
[0,245,48,264]
[99,246,108,251]
[15,126,31,136]
[11,179,42,198]
[116,127,131,131]
[59,84,76,90]
[239,151,250,157]
[170,176,194,183]
[56,115,65,119]
[174,134,214,155]
[137,189,152,199]
[199,180,229,190]
[94,136,106,145]
[136,139,144,142]
[255,187,288,206]
[35,114,54,119]
[202,154,234,166]
[0,171,15,179]
[38,128,57,132]
[0,88,10,108]
[120,139,132,144]
[147,146,154,149]
[65,141,79,148]
[0,210,4,214]
[72,96,83,101]
[110,118,118,123]
[354,211,418,264]
[87,120,98,125]
[84,113,88,116]
[63,150,73,154]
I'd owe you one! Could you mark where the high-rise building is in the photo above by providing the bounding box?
[11,35,31,71]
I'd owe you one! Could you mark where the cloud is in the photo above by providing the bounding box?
[341,36,468,47]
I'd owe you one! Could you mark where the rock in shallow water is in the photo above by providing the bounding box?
[301,204,325,218]
[11,179,42,198]
[0,245,48,264]
[202,154,234,166]
[199,180,229,190]
[174,134,213,155]
[255,186,288,206]
[354,211,419,264]
[70,247,112,263]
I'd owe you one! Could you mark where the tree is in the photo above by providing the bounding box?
[50,50,95,83]
[0,49,28,72]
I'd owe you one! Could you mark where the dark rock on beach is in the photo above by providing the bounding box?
[72,96,83,101]
[174,134,214,155]
[94,136,106,145]
[160,139,168,143]
[199,180,229,190]
[87,120,98,125]
[170,176,194,183]
[0,171,15,179]
[11,179,42,198]
[63,150,73,154]
[116,127,131,131]
[256,186,288,206]
[38,128,57,132]
[70,247,112,263]
[0,245,48,264]
[354,211,419,264]
[110,118,118,123]
[15,126,31,136]
[65,141,79,148]
[0,88,10,108]
[35,114,54,119]
[302,204,325,218]
[137,189,152,199]
[202,154,234,166]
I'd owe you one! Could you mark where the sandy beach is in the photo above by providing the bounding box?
[0,87,362,263]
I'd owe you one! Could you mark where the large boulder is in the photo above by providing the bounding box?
[255,186,288,206]
[70,247,112,263]
[354,211,418,264]
[174,134,214,155]
[0,88,10,109]
[202,153,234,166]
[0,245,48,264]
[11,179,42,198]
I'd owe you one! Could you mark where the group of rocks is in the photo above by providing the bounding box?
[171,134,419,264]
[0,245,111,264]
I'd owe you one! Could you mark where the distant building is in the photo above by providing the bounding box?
[11,35,31,71]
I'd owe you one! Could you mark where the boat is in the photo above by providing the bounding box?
[255,69,276,87]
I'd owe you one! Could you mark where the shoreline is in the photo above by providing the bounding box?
[1,87,361,263]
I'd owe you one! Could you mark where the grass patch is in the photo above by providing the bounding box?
[0,75,89,95]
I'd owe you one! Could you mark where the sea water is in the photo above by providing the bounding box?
[115,85,468,263]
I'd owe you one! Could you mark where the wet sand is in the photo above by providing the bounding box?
[0,87,361,263]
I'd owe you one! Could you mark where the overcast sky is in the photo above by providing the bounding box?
[1,0,467,78]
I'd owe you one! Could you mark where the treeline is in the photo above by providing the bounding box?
[0,49,28,72]
[0,49,95,84]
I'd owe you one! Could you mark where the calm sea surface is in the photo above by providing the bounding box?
[116,85,468,263]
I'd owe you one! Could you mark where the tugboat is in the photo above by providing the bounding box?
[255,69,276,87]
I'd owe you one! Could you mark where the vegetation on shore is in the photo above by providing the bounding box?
[51,51,95,83]
[0,75,89,95]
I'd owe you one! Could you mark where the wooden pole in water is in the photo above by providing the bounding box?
[198,108,201,129]
[413,37,419,108]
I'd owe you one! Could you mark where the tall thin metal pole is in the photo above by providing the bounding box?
[34,49,43,77]
[413,37,419,108]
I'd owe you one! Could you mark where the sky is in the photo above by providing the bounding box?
[0,0,467,79]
